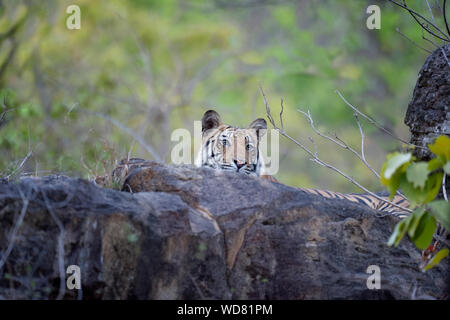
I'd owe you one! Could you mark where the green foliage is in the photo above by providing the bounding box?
[406,162,429,189]
[0,0,437,193]
[428,200,450,231]
[382,153,412,180]
[382,135,450,271]
[423,248,449,271]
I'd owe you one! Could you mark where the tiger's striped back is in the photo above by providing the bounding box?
[298,188,410,218]
[260,175,410,217]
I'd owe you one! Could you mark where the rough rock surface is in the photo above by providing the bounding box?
[404,44,450,160]
[0,163,448,300]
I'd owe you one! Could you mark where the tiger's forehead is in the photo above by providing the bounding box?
[203,124,259,141]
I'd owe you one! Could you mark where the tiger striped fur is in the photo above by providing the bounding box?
[195,110,410,218]
[300,188,409,218]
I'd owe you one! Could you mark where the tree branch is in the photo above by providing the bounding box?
[444,0,450,37]
[260,87,412,214]
[335,90,427,150]
[443,174,448,201]
[297,109,380,179]
[396,27,433,53]
[388,0,450,42]
[4,151,33,180]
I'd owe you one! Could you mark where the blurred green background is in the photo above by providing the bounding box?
[0,0,445,192]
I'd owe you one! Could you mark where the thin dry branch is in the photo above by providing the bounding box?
[426,0,437,25]
[298,108,410,201]
[260,87,412,214]
[396,27,433,53]
[440,46,450,66]
[443,174,448,201]
[444,0,450,37]
[355,114,367,169]
[297,109,380,179]
[421,24,441,48]
[0,108,15,124]
[279,98,285,131]
[388,0,450,42]
[335,90,428,151]
[5,151,33,180]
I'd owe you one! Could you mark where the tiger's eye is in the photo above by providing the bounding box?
[246,144,253,151]
[222,139,228,147]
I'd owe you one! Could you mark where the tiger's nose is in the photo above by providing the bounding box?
[234,160,246,170]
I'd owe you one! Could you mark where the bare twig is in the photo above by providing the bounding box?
[308,136,318,158]
[335,90,427,150]
[261,86,275,129]
[297,109,380,179]
[260,88,412,214]
[434,233,450,247]
[440,46,450,67]
[5,151,33,180]
[0,108,15,124]
[279,98,285,131]
[421,25,441,48]
[355,114,366,167]
[443,174,448,201]
[298,109,407,202]
[388,0,450,42]
[426,0,437,25]
[396,27,433,53]
[444,0,450,37]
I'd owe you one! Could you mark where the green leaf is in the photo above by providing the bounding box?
[423,248,449,271]
[382,153,412,180]
[428,135,450,160]
[410,213,436,250]
[388,218,408,247]
[386,170,403,200]
[406,162,429,189]
[399,176,425,208]
[403,172,445,207]
[427,156,446,171]
[444,161,450,175]
[407,207,426,239]
[427,200,450,231]
[380,153,411,200]
[424,172,444,203]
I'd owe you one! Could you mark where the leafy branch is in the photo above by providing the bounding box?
[383,136,450,271]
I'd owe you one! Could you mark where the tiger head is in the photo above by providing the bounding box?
[195,110,267,176]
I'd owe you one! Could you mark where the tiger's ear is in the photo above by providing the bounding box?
[201,110,222,133]
[248,118,267,138]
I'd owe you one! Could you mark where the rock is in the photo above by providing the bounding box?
[404,44,450,160]
[0,163,448,300]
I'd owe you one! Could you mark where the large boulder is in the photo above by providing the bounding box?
[404,44,450,160]
[0,162,447,300]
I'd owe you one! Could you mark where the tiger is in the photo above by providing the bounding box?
[195,109,410,218]
[195,109,270,177]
